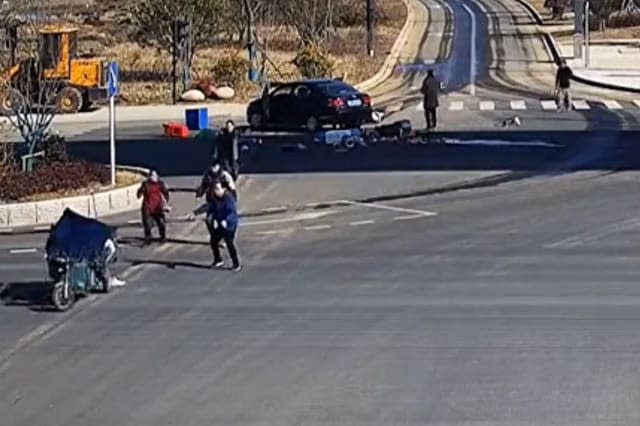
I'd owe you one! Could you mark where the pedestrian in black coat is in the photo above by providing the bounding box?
[421,70,440,130]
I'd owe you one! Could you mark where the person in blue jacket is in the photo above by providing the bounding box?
[205,180,241,271]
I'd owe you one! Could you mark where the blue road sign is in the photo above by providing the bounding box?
[107,61,119,97]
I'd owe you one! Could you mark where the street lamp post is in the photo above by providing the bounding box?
[585,0,590,68]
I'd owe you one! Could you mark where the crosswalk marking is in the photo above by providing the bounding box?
[479,101,495,111]
[405,98,640,114]
[510,100,527,110]
[602,100,622,110]
[572,100,590,110]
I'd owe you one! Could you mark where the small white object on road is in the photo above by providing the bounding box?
[479,101,495,111]
[510,100,527,110]
[9,248,37,254]
[541,100,557,110]
[572,100,591,110]
[602,100,622,110]
[448,101,464,111]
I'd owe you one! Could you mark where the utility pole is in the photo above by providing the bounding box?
[366,0,374,56]
[584,0,590,68]
[172,20,179,104]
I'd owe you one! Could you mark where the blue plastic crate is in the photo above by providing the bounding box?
[185,108,209,131]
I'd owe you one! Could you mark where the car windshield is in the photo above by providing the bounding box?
[321,82,358,96]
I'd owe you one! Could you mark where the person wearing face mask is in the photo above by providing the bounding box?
[137,170,170,245]
[192,180,241,271]
[195,160,237,202]
[216,119,240,179]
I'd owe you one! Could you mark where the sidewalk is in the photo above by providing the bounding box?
[559,42,640,92]
[52,102,247,125]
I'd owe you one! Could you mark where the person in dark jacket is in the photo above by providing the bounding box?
[216,120,239,179]
[136,170,170,245]
[195,161,237,202]
[201,180,241,271]
[555,60,573,111]
[421,70,440,130]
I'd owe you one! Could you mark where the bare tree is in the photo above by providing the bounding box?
[131,0,227,60]
[0,0,70,170]
[275,0,332,46]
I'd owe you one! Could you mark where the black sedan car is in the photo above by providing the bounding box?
[246,79,373,131]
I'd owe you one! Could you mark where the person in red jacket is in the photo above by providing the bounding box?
[137,170,170,245]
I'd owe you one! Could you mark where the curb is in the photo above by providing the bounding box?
[0,166,148,231]
[515,0,640,94]
[355,0,415,92]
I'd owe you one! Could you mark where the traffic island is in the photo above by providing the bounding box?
[0,166,148,231]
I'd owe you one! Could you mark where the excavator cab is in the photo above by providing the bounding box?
[39,26,77,79]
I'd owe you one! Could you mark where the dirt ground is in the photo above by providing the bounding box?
[75,0,408,105]
[528,0,640,41]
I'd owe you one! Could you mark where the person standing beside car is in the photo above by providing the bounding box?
[217,120,240,179]
[421,70,440,130]
[137,170,170,245]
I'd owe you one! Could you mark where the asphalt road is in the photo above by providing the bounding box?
[4,168,640,425]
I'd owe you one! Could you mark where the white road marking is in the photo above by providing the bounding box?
[633,100,640,108]
[303,225,332,231]
[510,100,527,110]
[255,230,291,236]
[243,210,337,226]
[33,226,50,231]
[9,248,37,254]
[349,220,375,226]
[603,100,622,110]
[415,103,424,112]
[0,228,14,234]
[448,101,464,111]
[127,219,141,224]
[572,100,590,110]
[540,100,557,110]
[479,101,495,111]
[261,206,288,213]
[341,200,437,217]
[546,217,640,249]
[393,214,427,221]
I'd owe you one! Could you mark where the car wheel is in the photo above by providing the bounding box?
[305,116,319,132]
[249,113,263,130]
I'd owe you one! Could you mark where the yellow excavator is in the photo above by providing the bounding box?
[1,25,111,114]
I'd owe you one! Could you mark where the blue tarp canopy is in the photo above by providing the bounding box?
[45,208,115,262]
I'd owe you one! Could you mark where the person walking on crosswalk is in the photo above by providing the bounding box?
[555,60,573,111]
[421,70,440,130]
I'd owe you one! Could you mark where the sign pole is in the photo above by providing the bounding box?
[109,94,116,187]
[107,61,119,187]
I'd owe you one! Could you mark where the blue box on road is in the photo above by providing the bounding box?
[185,108,209,131]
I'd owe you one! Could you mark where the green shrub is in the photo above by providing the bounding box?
[210,54,250,87]
[0,161,110,201]
[292,45,334,78]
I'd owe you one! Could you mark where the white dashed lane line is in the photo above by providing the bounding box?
[303,225,332,231]
[8,248,38,254]
[393,214,428,221]
[349,220,375,226]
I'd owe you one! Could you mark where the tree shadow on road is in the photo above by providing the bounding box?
[126,258,212,270]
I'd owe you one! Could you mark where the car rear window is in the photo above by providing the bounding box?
[320,82,358,96]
